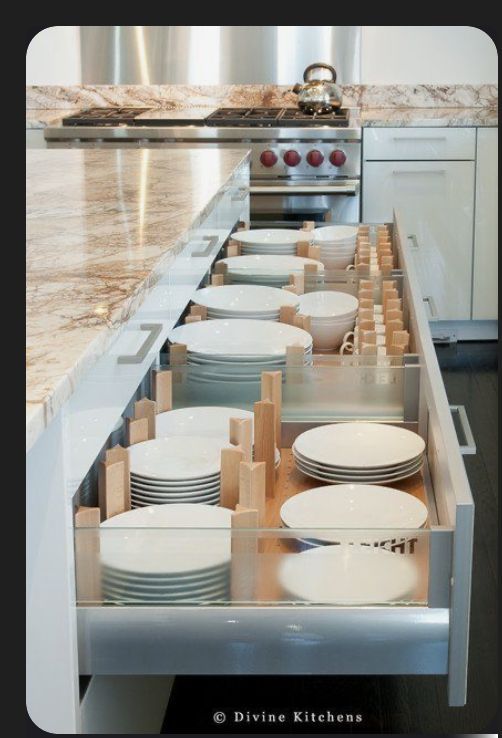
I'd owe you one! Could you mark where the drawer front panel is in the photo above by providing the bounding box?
[363,128,476,161]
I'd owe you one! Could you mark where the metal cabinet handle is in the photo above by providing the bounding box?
[192,235,219,257]
[423,296,439,321]
[117,323,163,364]
[392,169,446,175]
[231,188,248,202]
[408,234,420,249]
[450,405,476,455]
[392,135,447,141]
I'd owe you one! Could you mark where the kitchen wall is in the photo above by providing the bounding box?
[26,26,498,86]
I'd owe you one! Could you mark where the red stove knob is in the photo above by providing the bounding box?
[306,149,324,167]
[330,149,347,167]
[283,149,301,167]
[260,150,278,167]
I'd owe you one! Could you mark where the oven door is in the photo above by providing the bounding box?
[249,179,360,227]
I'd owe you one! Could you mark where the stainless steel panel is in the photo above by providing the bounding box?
[77,606,448,675]
[80,26,361,85]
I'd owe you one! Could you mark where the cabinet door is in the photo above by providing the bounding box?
[363,161,475,320]
[473,129,498,320]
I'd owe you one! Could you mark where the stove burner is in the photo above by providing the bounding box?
[205,107,350,128]
[62,108,152,126]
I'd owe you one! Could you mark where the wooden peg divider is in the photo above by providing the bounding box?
[359,279,373,291]
[211,274,225,286]
[382,279,397,291]
[213,261,228,275]
[387,343,406,356]
[253,400,276,498]
[226,242,240,258]
[383,288,399,309]
[358,289,374,301]
[307,244,321,261]
[302,220,315,231]
[184,314,202,324]
[392,330,410,347]
[381,264,394,276]
[290,273,304,294]
[386,308,403,323]
[384,298,402,316]
[74,506,102,604]
[358,309,375,323]
[220,446,245,510]
[380,256,394,269]
[293,313,312,333]
[359,319,376,332]
[286,344,305,367]
[133,398,156,439]
[356,263,372,275]
[98,445,131,520]
[360,330,377,345]
[385,319,404,347]
[238,462,266,525]
[231,506,259,602]
[359,342,377,355]
[296,241,310,258]
[358,224,370,234]
[190,304,208,319]
[304,263,319,276]
[237,221,247,231]
[261,370,282,448]
[152,369,173,413]
[229,417,253,462]
[75,505,101,527]
[281,283,300,296]
[279,304,297,325]
[126,416,149,447]
[170,343,187,366]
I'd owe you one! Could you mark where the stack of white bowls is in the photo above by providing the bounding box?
[293,422,426,484]
[128,436,232,507]
[312,225,358,269]
[298,291,358,350]
[168,319,313,383]
[231,228,302,255]
[192,284,300,321]
[100,504,232,604]
[216,254,324,287]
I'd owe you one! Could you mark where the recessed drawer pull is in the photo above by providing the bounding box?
[423,296,439,321]
[450,405,476,455]
[392,136,447,141]
[408,234,420,249]
[392,170,446,176]
[231,188,248,202]
[192,235,219,257]
[117,323,163,364]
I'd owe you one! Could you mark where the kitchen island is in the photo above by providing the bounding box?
[26,148,250,450]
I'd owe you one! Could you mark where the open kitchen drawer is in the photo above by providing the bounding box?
[74,213,474,706]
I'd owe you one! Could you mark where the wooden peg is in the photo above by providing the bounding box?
[289,273,304,294]
[239,462,266,526]
[170,343,187,366]
[74,506,102,604]
[356,263,371,275]
[385,319,404,347]
[296,241,310,258]
[134,398,156,440]
[381,264,393,276]
[220,446,245,510]
[359,342,377,355]
[229,417,253,462]
[237,221,247,230]
[152,369,172,413]
[293,313,312,333]
[184,314,202,324]
[75,506,101,527]
[359,279,373,291]
[190,304,208,319]
[231,506,259,602]
[359,298,374,311]
[279,304,297,325]
[302,220,315,231]
[307,244,321,261]
[383,288,399,307]
[358,289,374,301]
[358,224,370,233]
[261,370,282,448]
[358,309,375,322]
[211,273,225,286]
[226,242,240,257]
[286,344,306,366]
[386,308,403,323]
[387,344,405,356]
[126,416,149,447]
[98,459,128,520]
[382,279,397,292]
[253,400,276,498]
[359,320,376,332]
[392,330,410,347]
[384,298,402,315]
[360,330,377,345]
[214,260,228,275]
[304,263,319,277]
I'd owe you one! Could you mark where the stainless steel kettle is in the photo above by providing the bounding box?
[292,63,343,114]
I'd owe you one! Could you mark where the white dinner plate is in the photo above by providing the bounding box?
[294,459,423,485]
[169,319,312,357]
[293,422,426,469]
[292,447,424,473]
[129,436,231,481]
[131,480,220,495]
[231,229,304,247]
[101,504,232,574]
[279,545,419,605]
[218,254,324,276]
[131,492,220,506]
[280,484,428,540]
[155,406,254,441]
[194,284,299,313]
[130,472,220,489]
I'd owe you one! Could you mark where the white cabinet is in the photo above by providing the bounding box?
[363,159,475,320]
[473,128,498,319]
[363,128,476,161]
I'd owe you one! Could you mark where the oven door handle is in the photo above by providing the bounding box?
[250,181,360,196]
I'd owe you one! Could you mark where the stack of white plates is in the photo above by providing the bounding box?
[278,545,419,605]
[280,483,428,547]
[312,225,358,269]
[100,504,232,603]
[129,436,232,507]
[168,319,313,383]
[298,291,358,350]
[231,229,303,255]
[155,406,281,469]
[193,284,300,321]
[293,422,426,484]
[216,254,324,287]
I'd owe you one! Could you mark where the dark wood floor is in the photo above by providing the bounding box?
[162,342,498,735]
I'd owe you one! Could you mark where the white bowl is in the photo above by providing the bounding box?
[299,291,359,319]
[310,319,356,350]
[168,319,312,357]
[194,285,299,314]
[313,225,358,243]
[320,255,355,270]
[231,229,303,248]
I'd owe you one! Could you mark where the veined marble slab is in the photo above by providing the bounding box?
[359,107,498,128]
[26,148,250,450]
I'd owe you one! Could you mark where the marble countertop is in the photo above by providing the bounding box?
[359,106,498,127]
[26,148,249,450]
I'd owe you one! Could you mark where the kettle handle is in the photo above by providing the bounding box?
[303,63,337,83]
